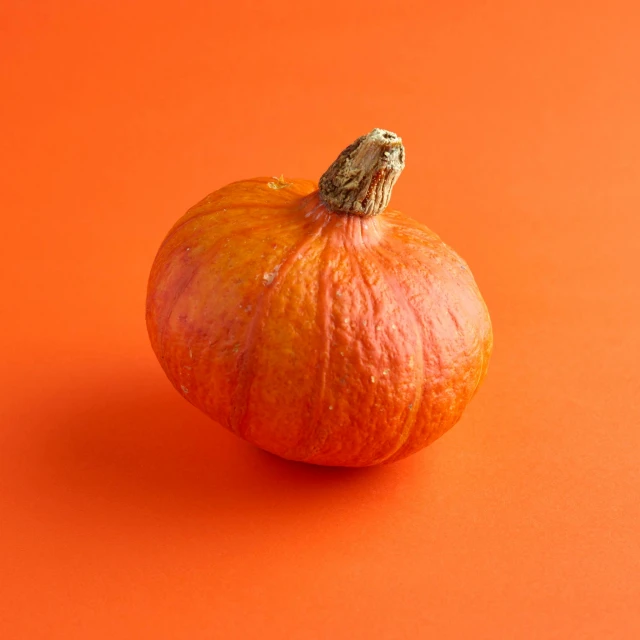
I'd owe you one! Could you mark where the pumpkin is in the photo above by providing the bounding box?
[146,129,493,467]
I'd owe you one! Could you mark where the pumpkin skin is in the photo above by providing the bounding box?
[146,134,493,467]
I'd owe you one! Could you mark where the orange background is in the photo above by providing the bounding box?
[1,1,639,638]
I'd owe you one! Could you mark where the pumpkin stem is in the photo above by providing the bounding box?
[318,128,405,217]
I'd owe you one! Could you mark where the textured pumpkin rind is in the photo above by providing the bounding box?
[146,178,493,467]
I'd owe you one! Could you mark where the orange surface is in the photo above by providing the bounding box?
[1,0,639,637]
[146,178,492,467]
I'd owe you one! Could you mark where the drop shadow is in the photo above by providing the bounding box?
[39,371,416,525]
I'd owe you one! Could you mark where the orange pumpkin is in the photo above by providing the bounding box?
[146,129,493,466]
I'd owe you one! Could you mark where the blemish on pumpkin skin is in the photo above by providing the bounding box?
[267,175,292,190]
[263,264,281,285]
[181,386,189,394]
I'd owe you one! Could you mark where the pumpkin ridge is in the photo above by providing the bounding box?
[305,217,389,465]
[471,307,493,399]
[302,224,338,460]
[382,231,489,461]
[383,234,447,460]
[232,217,327,439]
[367,241,426,464]
[474,329,486,398]
[347,220,383,456]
